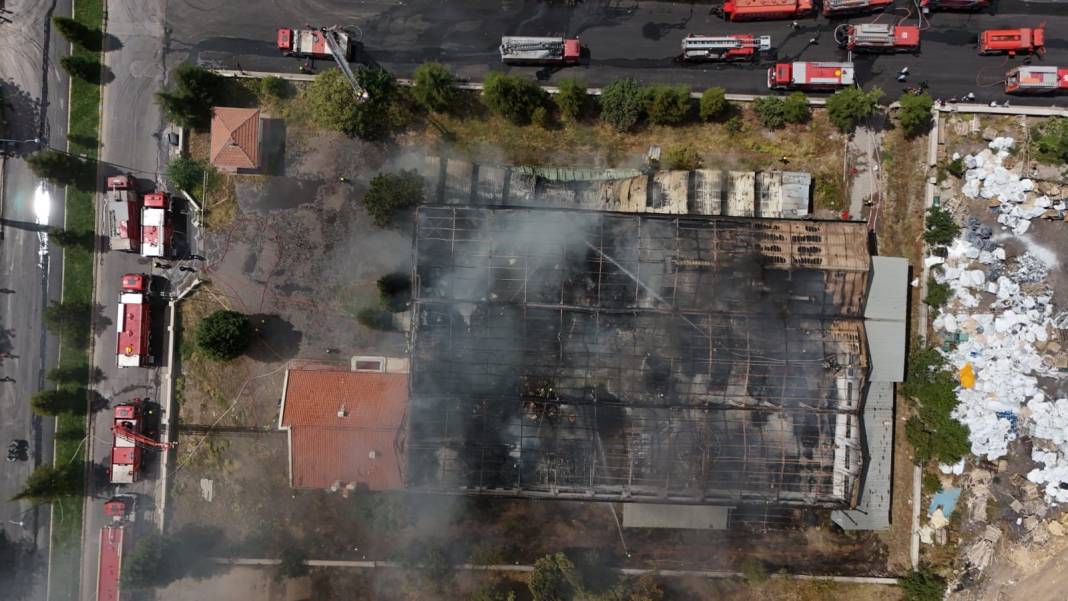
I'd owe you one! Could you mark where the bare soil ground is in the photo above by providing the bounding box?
[155,566,311,601]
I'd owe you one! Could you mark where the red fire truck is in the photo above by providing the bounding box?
[680,34,771,62]
[839,24,920,53]
[920,0,989,11]
[96,496,136,601]
[140,192,172,259]
[979,26,1045,56]
[822,0,893,17]
[117,274,152,368]
[277,27,355,61]
[1005,66,1068,95]
[104,175,141,253]
[768,61,854,91]
[719,0,813,21]
[499,36,582,65]
[109,402,174,483]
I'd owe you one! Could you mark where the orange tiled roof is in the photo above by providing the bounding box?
[210,107,260,169]
[281,370,408,491]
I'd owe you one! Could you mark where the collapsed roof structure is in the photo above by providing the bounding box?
[406,205,878,508]
[418,157,813,219]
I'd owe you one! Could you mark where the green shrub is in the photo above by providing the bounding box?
[924,206,960,245]
[195,310,252,361]
[782,92,810,124]
[644,84,691,125]
[259,76,290,100]
[662,144,701,171]
[946,157,965,178]
[899,92,934,137]
[554,78,589,121]
[166,155,213,195]
[412,61,458,114]
[923,276,952,309]
[699,87,728,122]
[529,553,580,601]
[377,273,412,312]
[738,558,768,584]
[600,78,645,132]
[724,115,743,134]
[922,471,942,496]
[900,569,947,601]
[1031,117,1068,165]
[826,86,883,132]
[753,96,787,129]
[362,170,424,227]
[482,72,548,125]
[532,105,552,129]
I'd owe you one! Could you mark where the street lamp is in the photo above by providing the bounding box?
[0,137,40,145]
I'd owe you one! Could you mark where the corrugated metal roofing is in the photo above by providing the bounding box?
[623,504,731,530]
[865,256,908,383]
[831,380,894,530]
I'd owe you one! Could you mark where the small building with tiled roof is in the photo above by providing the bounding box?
[278,359,408,491]
[209,107,261,172]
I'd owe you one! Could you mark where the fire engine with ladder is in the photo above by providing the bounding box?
[979,25,1045,57]
[680,34,771,62]
[499,36,582,65]
[117,274,152,368]
[822,0,893,17]
[837,23,920,53]
[768,61,855,91]
[276,25,367,100]
[109,401,175,484]
[1005,66,1068,95]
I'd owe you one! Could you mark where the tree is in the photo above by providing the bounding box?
[26,150,94,190]
[482,72,548,125]
[600,78,645,132]
[900,569,947,601]
[362,170,425,227]
[1031,117,1068,165]
[195,310,252,361]
[906,413,971,464]
[529,553,580,601]
[155,64,226,129]
[826,86,883,132]
[259,76,290,100]
[124,527,223,589]
[922,277,951,309]
[123,534,168,589]
[699,87,728,122]
[644,84,691,126]
[898,92,934,137]
[662,144,701,171]
[166,155,210,194]
[306,69,362,133]
[554,78,589,121]
[30,389,83,416]
[753,96,787,129]
[52,16,102,51]
[60,55,101,83]
[44,301,91,346]
[900,343,970,464]
[356,307,395,331]
[924,206,960,245]
[782,92,810,124]
[378,273,412,312]
[412,61,458,114]
[11,463,81,503]
[306,68,402,140]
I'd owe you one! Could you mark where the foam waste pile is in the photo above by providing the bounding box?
[958,137,1066,236]
[931,233,1068,503]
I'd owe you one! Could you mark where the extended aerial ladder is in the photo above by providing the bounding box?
[321,26,368,101]
[111,423,177,450]
[681,34,772,61]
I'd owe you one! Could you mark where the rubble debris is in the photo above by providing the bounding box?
[966,469,994,523]
[964,525,1002,570]
[960,137,1067,234]
[1050,521,1066,537]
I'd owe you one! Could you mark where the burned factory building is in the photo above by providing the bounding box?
[403,205,904,516]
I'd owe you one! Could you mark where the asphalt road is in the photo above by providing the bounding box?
[166,0,1068,104]
[0,0,71,597]
[79,0,173,598]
